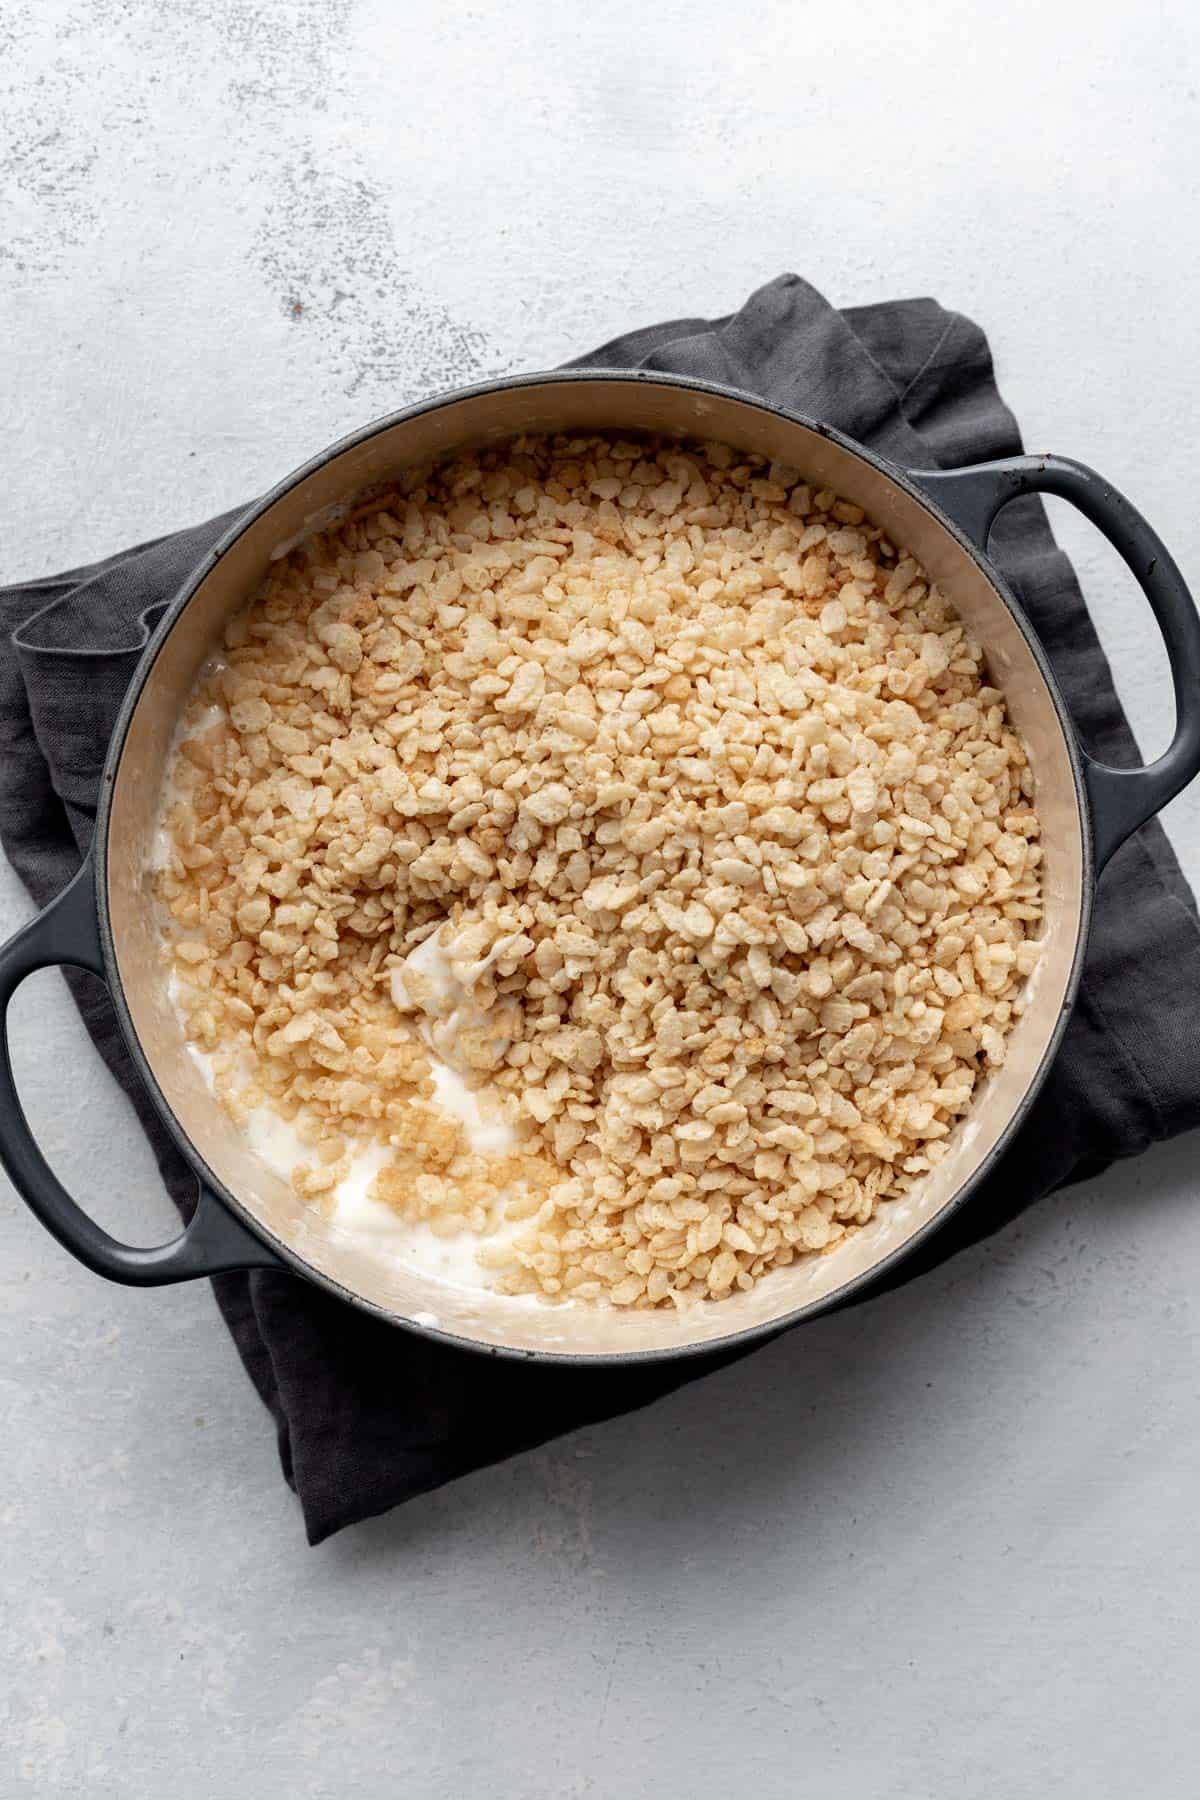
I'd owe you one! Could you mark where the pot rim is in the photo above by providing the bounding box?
[91,368,1095,1365]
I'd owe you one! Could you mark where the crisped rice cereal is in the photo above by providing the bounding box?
[157,434,1043,1308]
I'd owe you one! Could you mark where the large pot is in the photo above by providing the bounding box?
[3,372,1199,1363]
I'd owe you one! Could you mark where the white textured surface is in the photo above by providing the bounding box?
[3,1,1200,1792]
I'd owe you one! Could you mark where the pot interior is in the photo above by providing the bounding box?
[104,377,1085,1357]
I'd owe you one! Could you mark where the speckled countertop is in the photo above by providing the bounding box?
[3,2,1200,1794]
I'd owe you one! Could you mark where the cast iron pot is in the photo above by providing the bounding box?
[3,372,1199,1363]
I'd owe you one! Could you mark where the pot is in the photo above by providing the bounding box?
[3,372,1199,1363]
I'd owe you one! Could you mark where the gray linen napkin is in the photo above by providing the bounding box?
[3,274,1199,1542]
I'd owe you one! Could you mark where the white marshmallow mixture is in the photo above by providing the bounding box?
[162,698,533,1310]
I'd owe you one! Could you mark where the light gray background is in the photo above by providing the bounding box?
[3,1,1199,1793]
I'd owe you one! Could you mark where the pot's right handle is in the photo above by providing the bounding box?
[911,455,1200,873]
[0,858,281,1285]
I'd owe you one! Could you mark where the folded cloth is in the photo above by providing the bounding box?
[3,273,1199,1543]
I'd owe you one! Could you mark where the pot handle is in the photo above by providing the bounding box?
[0,858,281,1285]
[911,455,1200,872]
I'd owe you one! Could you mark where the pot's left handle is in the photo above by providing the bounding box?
[911,455,1200,873]
[0,858,281,1285]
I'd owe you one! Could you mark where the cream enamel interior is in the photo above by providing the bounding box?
[104,378,1085,1357]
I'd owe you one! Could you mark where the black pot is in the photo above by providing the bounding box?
[3,372,1198,1362]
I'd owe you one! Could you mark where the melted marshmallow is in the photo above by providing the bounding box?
[157,700,537,1307]
[166,934,533,1303]
[389,929,517,1155]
